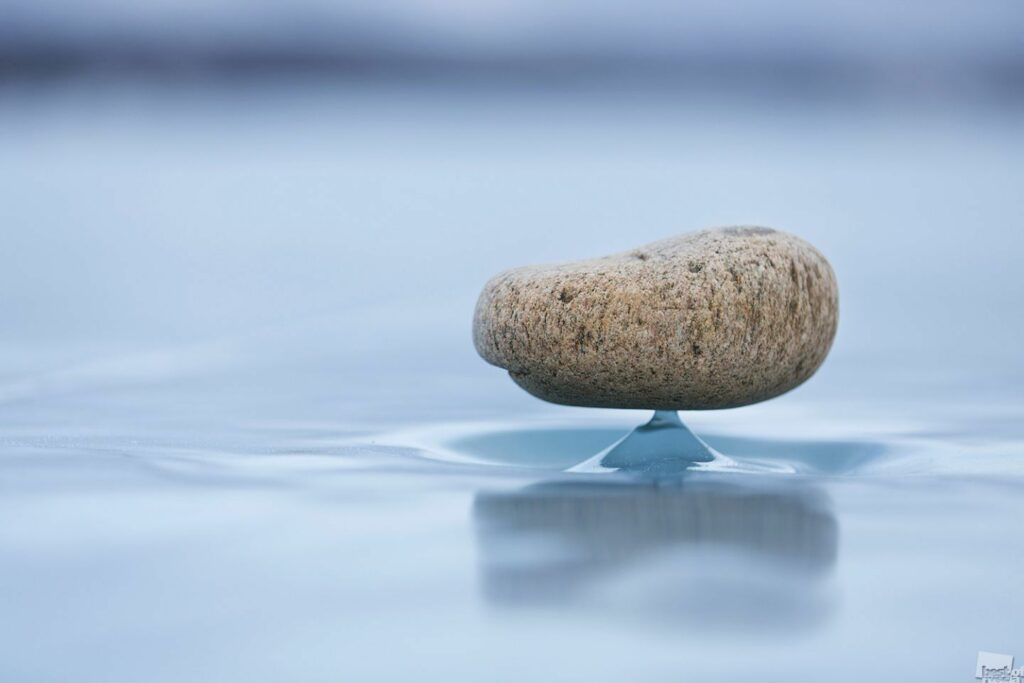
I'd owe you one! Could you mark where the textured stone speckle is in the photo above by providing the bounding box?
[473,226,839,410]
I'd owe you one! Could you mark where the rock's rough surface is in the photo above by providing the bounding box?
[473,227,838,410]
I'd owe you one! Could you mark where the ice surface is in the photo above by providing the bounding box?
[1,81,1022,682]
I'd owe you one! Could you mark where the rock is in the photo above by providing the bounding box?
[473,226,838,410]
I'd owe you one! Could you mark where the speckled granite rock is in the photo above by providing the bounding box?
[473,226,838,410]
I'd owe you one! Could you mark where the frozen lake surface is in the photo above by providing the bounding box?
[1,81,1022,681]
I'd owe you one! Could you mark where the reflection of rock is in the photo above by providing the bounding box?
[473,477,839,630]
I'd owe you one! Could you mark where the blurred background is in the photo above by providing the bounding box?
[1,0,1023,421]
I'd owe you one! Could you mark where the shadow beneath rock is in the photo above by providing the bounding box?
[473,475,839,631]
[451,425,885,475]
